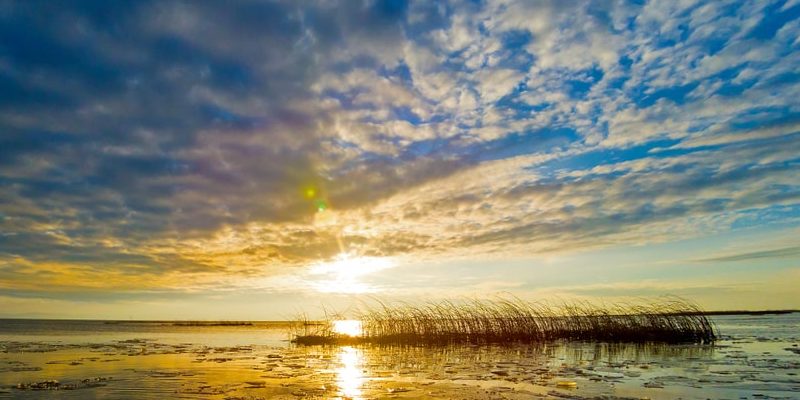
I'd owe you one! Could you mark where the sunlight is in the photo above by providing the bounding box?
[310,253,394,294]
[336,346,365,399]
[333,319,363,337]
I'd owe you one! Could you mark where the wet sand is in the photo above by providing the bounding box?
[1,315,798,399]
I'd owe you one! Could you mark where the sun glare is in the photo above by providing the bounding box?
[336,346,365,399]
[310,253,394,294]
[333,319,363,337]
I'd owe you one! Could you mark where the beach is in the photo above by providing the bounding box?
[1,313,798,399]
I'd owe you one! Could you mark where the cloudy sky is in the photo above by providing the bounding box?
[1,0,799,319]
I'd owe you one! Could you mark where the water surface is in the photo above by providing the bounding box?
[1,314,798,399]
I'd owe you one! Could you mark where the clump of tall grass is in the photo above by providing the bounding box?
[291,297,716,345]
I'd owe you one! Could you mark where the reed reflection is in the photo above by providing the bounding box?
[342,342,715,375]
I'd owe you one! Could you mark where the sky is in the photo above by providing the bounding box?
[1,0,799,320]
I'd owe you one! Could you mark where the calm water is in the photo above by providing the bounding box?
[0,314,798,399]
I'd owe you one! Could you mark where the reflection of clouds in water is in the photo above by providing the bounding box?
[336,346,365,399]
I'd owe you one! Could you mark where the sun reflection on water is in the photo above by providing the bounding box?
[336,346,365,399]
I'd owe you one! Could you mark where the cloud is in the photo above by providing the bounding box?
[696,246,800,263]
[0,0,798,303]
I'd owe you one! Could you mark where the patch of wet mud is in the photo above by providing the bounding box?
[14,377,112,391]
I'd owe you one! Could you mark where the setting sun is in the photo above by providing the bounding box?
[333,320,363,337]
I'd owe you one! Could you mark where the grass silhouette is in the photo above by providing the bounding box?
[292,297,716,345]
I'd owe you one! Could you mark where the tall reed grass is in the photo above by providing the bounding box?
[291,297,716,345]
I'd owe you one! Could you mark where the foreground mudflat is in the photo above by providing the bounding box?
[1,315,798,399]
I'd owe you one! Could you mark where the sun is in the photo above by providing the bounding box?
[309,253,394,294]
[333,319,363,337]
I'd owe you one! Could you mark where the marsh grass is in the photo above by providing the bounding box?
[291,297,716,345]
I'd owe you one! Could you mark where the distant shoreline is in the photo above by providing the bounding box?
[679,310,798,316]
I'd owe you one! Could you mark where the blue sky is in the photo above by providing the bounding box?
[0,0,798,319]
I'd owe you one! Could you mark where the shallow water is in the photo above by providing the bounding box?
[0,314,798,399]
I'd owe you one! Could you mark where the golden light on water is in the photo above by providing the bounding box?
[336,346,365,399]
[333,319,363,337]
